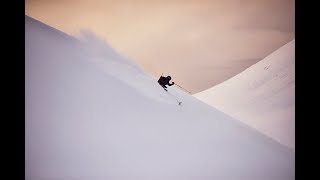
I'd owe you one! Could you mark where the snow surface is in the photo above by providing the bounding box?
[195,40,295,149]
[25,15,294,180]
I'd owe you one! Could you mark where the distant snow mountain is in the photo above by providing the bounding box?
[195,40,295,149]
[25,15,294,180]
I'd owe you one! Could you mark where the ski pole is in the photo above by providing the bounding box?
[166,91,182,105]
[174,83,191,94]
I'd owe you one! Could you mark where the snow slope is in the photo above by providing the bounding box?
[195,40,295,149]
[25,15,294,180]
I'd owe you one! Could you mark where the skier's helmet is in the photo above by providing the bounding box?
[167,76,171,80]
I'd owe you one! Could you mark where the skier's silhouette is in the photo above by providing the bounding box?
[158,75,174,90]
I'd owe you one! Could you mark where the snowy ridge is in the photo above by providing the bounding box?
[78,29,188,104]
[195,40,295,149]
[26,15,294,180]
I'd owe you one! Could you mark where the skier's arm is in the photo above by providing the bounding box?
[168,82,175,86]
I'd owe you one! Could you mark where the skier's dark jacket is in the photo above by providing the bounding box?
[158,76,174,88]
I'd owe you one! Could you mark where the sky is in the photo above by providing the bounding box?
[26,0,295,94]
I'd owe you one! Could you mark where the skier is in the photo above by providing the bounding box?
[158,75,175,91]
[158,75,182,105]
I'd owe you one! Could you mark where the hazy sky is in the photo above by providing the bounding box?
[26,0,294,94]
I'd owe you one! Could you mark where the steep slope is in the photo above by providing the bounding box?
[195,40,295,149]
[25,16,294,180]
